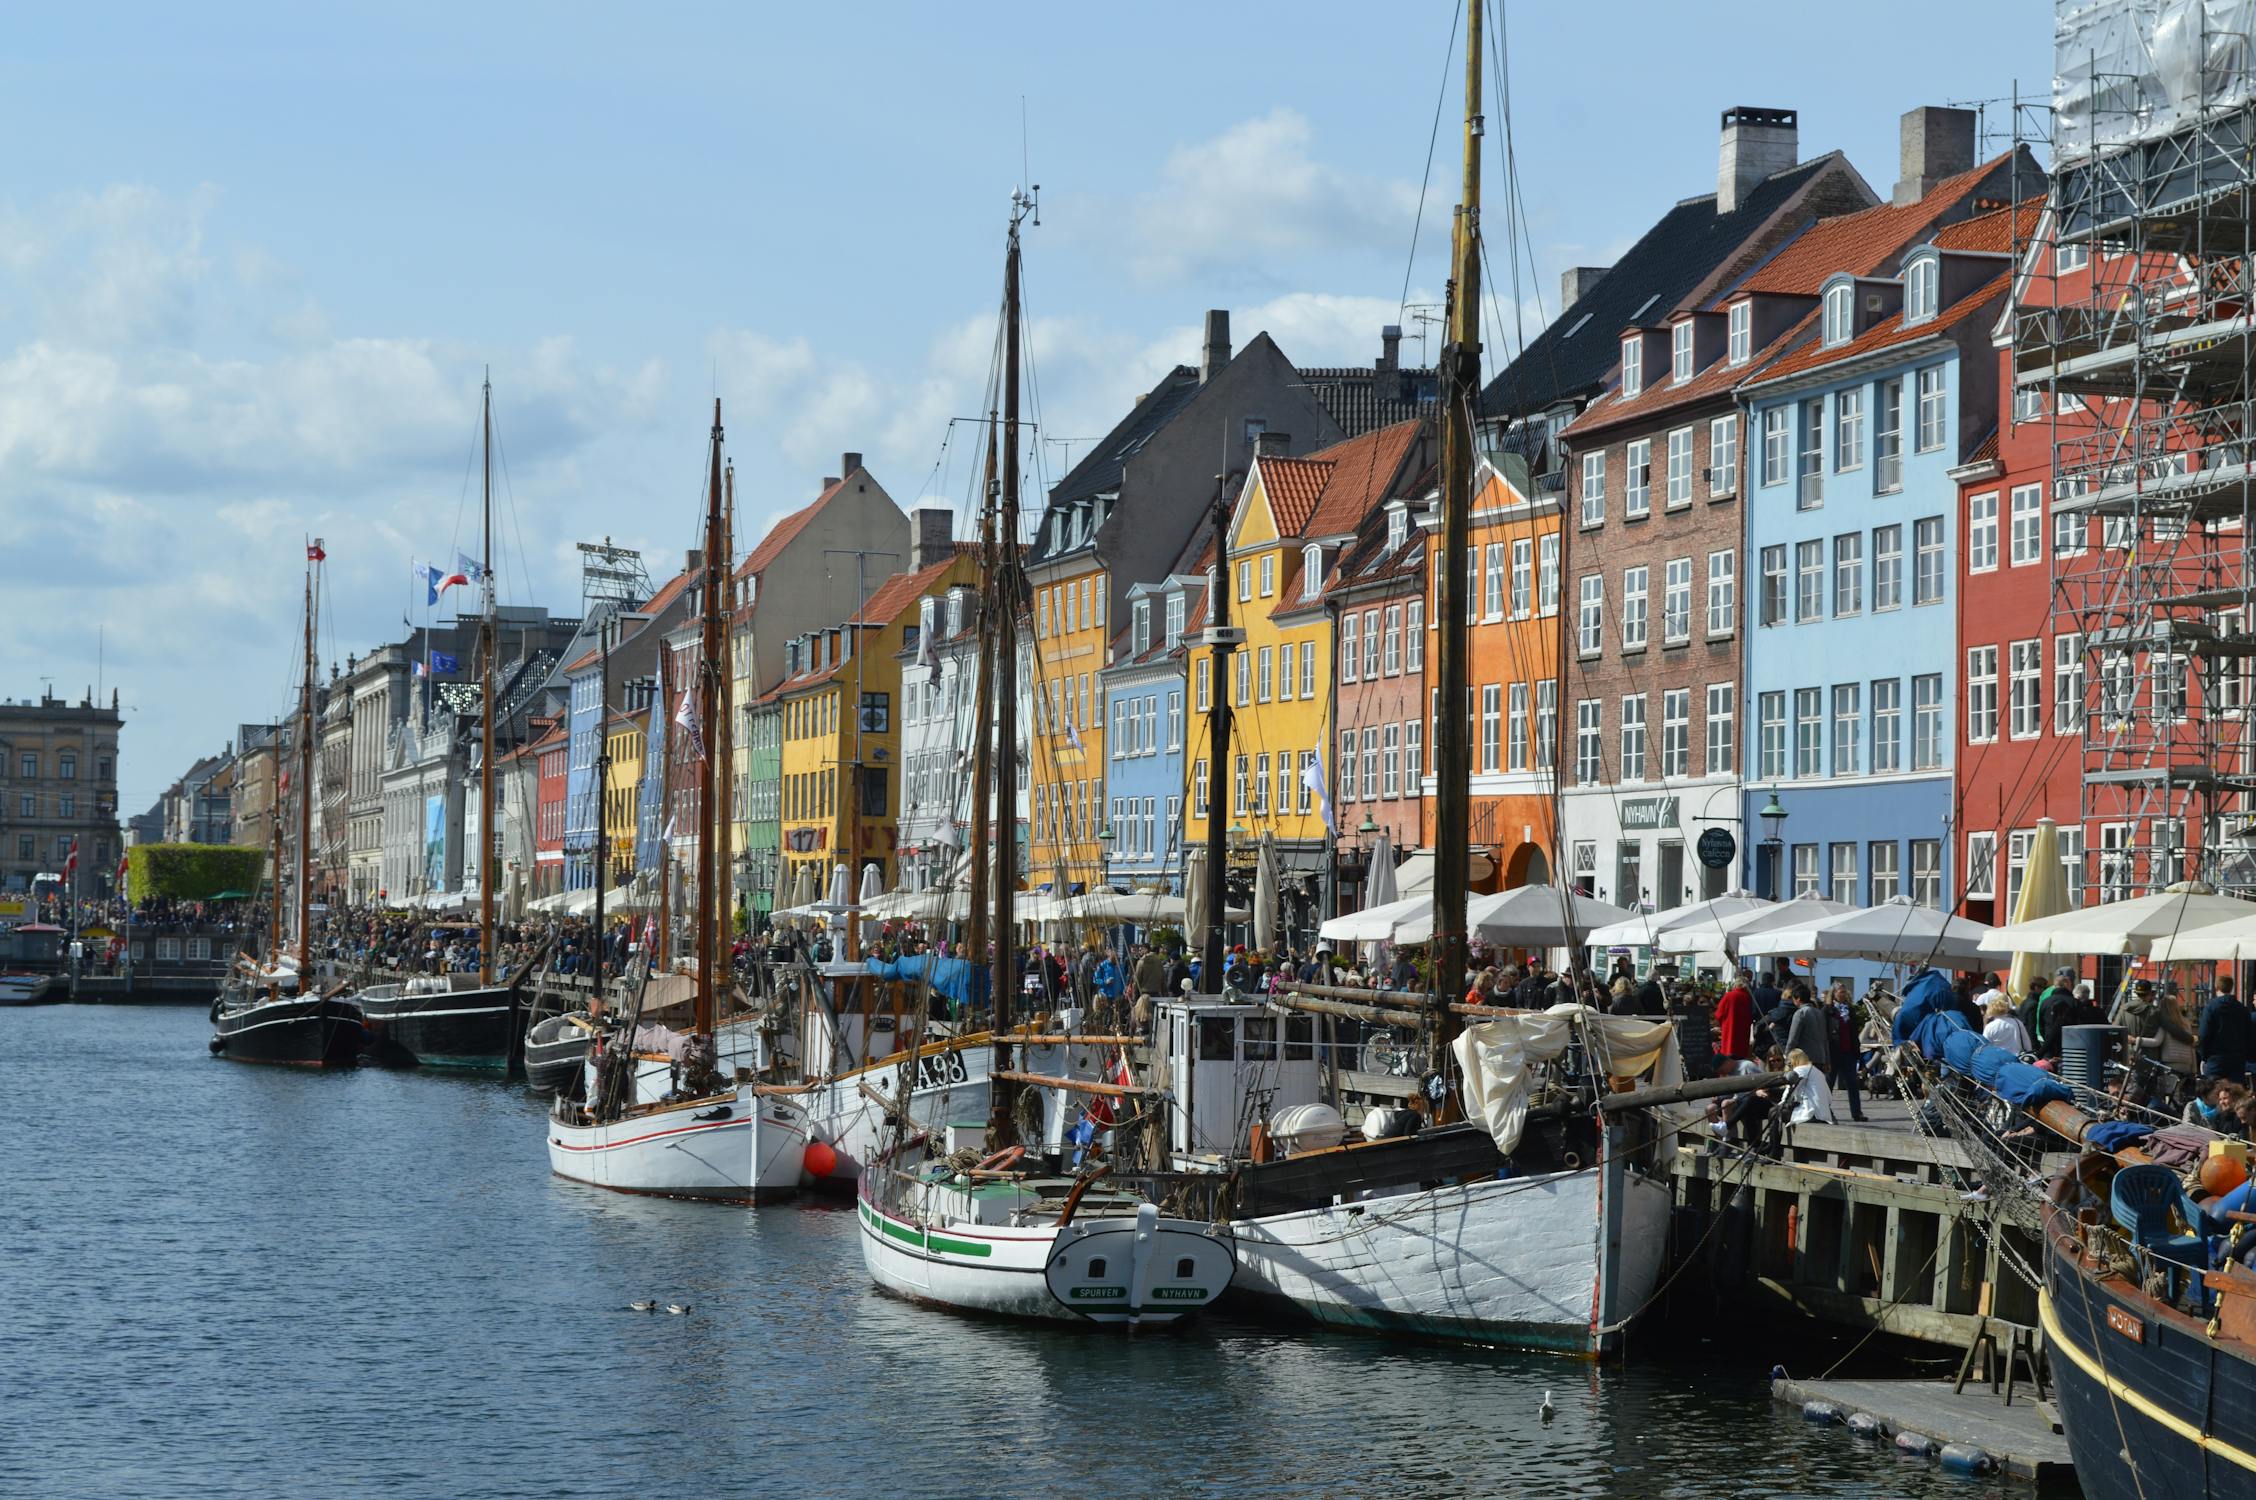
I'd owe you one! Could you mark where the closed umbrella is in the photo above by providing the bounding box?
[1184,848,1211,959]
[858,863,884,908]
[827,863,852,909]
[1364,831,1398,909]
[1981,880,2254,958]
[2006,817,2070,1000]
[1465,885,1635,948]
[1585,890,1771,950]
[1254,831,1279,954]
[1735,896,1997,967]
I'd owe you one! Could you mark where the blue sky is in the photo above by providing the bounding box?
[0,1,2054,811]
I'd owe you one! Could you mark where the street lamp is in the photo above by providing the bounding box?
[1759,789,1788,899]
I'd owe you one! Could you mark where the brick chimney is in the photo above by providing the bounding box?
[1894,105,1976,206]
[1255,431,1290,458]
[1378,325,1402,372]
[1200,309,1231,384]
[910,506,954,569]
[1717,106,1798,214]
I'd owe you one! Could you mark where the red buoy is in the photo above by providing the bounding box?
[803,1140,839,1179]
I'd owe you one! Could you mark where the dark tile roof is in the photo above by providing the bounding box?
[1297,363,1438,436]
[1040,365,1204,519]
[1482,156,1838,420]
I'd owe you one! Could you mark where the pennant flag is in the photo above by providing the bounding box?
[417,561,470,606]
[1301,752,1334,834]
[307,540,326,562]
[673,686,705,759]
[429,651,461,675]
[454,549,485,584]
[1065,712,1084,753]
[62,836,78,886]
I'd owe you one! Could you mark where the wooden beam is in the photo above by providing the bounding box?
[992,1069,1162,1099]
[1271,991,1428,1028]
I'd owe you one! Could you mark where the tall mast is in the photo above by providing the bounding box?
[268,769,283,965]
[988,194,1028,1145]
[478,374,497,985]
[1429,0,1481,1082]
[654,641,670,974]
[965,418,999,985]
[1202,475,1233,987]
[595,619,611,988]
[696,400,725,1038]
[715,463,736,978]
[297,549,318,971]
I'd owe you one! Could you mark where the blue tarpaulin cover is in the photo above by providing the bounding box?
[1893,968,1956,1048]
[1995,1060,2075,1110]
[2086,1120,2156,1152]
[862,953,985,1009]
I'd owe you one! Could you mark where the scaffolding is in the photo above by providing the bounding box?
[576,538,652,617]
[2020,0,2256,897]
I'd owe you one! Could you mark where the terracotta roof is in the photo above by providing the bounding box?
[1301,420,1423,538]
[1739,154,2009,296]
[740,478,846,578]
[1256,456,1333,536]
[851,543,978,626]
[1745,270,2012,389]
[1962,427,2001,466]
[1932,198,2042,254]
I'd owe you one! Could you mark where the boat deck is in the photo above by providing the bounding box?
[1770,1374,2074,1483]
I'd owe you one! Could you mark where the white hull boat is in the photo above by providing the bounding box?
[857,1142,1234,1325]
[547,1083,806,1203]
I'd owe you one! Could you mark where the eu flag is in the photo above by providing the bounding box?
[430,651,460,675]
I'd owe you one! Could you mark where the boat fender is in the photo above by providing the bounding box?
[208,1034,226,1054]
[1800,1400,1842,1425]
[209,998,223,1024]
[1937,1444,1995,1476]
[976,1145,1027,1172]
[1893,1431,1939,1458]
[1845,1412,1885,1440]
[1561,1151,1582,1171]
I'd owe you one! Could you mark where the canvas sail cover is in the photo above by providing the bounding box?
[1452,1005,1687,1155]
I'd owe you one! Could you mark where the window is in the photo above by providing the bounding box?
[1621,335,1643,397]
[1727,300,1751,364]
[1912,673,1944,769]
[1666,427,1694,507]
[1581,451,1606,526]
[1835,386,1865,471]
[1382,607,1403,675]
[1339,614,1359,684]
[1967,645,2000,742]
[1257,646,1273,703]
[1915,365,1947,451]
[1621,694,1648,781]
[2055,634,2083,734]
[1913,517,1946,605]
[1131,598,1151,655]
[1233,754,1249,814]
[1234,651,1249,706]
[1797,399,1824,509]
[1822,281,1853,345]
[1510,540,1532,617]
[2053,496,2087,558]
[1301,637,1317,697]
[1830,842,1859,904]
[1337,732,1357,804]
[1761,407,1791,487]
[1758,691,1787,779]
[1479,685,1502,773]
[1195,657,1211,711]
[1832,533,1863,616]
[1872,678,1902,773]
[18,753,34,778]
[1578,575,1604,654]
[1507,684,1530,772]
[1535,682,1556,771]
[1911,839,1943,907]
[1662,688,1690,778]
[1965,831,1997,899]
[1663,557,1693,644]
[1374,724,1398,798]
[1297,753,1315,813]
[1619,841,1646,908]
[1694,682,1732,777]
[1793,844,1821,897]
[2009,640,2042,738]
[1671,321,1695,382]
[1871,841,1901,903]
[1905,255,1939,322]
[1874,378,1904,492]
[1759,545,1787,627]
[1278,641,1295,699]
[1794,688,1823,777]
[1576,700,1602,785]
[1829,683,1861,776]
[1538,536,1559,615]
[59,754,76,780]
[1483,543,1506,618]
[1706,549,1736,635]
[2010,484,2043,566]
[1873,524,1903,611]
[1362,609,1381,680]
[1253,752,1270,814]
[2056,239,2091,273]
[1258,553,1274,597]
[1405,599,1424,672]
[1968,492,1999,571]
[1621,566,1649,649]
[1360,728,1379,800]
[2004,828,2034,917]
[1237,561,1252,602]
[1709,415,1738,495]
[1406,719,1423,787]
[1625,438,1652,518]
[1795,540,1824,622]
[2013,383,2045,424]
[1166,592,1185,643]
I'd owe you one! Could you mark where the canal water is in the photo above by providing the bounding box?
[10,1005,2010,1499]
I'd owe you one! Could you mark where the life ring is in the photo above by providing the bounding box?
[975,1145,1026,1172]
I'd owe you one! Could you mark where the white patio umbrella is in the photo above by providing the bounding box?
[1980,880,2256,957]
[1655,895,1856,956]
[2148,911,2256,963]
[1465,884,1635,947]
[1184,847,1211,955]
[1585,890,1772,950]
[1254,831,1279,954]
[1318,893,1432,943]
[1364,831,1398,908]
[1735,896,1997,967]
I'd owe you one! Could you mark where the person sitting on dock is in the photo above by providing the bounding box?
[2185,1077,2247,1132]
[1981,994,2033,1056]
[1783,1048,1835,1126]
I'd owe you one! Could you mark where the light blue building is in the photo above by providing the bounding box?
[1101,574,1201,892]
[562,646,606,893]
[1737,236,2011,945]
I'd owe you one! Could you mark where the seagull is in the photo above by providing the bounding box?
[665,1303,691,1315]
[628,1300,657,1313]
[1540,1392,1556,1424]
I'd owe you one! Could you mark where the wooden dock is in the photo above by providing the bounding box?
[1771,1374,2074,1483]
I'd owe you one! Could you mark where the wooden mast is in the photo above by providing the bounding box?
[987,192,1029,1145]
[964,418,998,989]
[297,546,318,971]
[478,375,498,985]
[1201,475,1232,987]
[695,400,725,1039]
[1429,0,1481,1085]
[715,462,737,991]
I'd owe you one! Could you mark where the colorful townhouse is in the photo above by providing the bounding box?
[532,718,568,902]
[1101,569,1204,892]
[896,578,980,893]
[1556,114,2022,919]
[603,705,646,889]
[1736,203,2027,921]
[561,562,695,895]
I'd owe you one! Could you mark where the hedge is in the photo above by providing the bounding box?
[127,844,268,902]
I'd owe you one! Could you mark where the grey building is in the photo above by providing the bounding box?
[0,689,125,893]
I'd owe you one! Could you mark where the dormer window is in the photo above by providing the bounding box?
[946,590,964,637]
[1386,505,1408,553]
[1728,301,1751,365]
[1132,598,1151,655]
[1302,543,1327,599]
[1620,335,1643,398]
[1671,322,1694,383]
[1164,591,1185,645]
[1904,252,1940,324]
[1821,279,1854,346]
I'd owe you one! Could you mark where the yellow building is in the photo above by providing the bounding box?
[603,706,646,888]
[773,543,980,897]
[1184,421,1424,923]
[1025,555,1110,890]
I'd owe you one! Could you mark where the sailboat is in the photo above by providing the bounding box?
[211,543,368,1068]
[545,401,806,1203]
[856,191,1235,1324]
[357,377,541,1072]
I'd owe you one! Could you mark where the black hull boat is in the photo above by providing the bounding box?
[523,1011,595,1096]
[210,991,366,1068]
[2044,1209,2256,1500]
[358,978,526,1073]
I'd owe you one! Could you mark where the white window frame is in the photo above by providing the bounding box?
[1578,575,1604,656]
[1706,549,1736,637]
[1727,300,1751,365]
[1665,426,1694,508]
[1580,451,1606,526]
[2010,484,2043,566]
[1538,535,1559,615]
[1905,254,1940,323]
[1662,687,1690,778]
[2055,633,2083,735]
[1832,682,1861,777]
[1621,565,1649,650]
[1671,321,1694,383]
[1915,364,1947,452]
[1913,516,1946,605]
[1709,415,1738,495]
[1821,281,1853,345]
[2009,638,2043,739]
[1621,335,1643,398]
[1758,690,1787,780]
[1663,556,1692,645]
[1968,491,2000,572]
[1967,645,2000,743]
[1835,386,1865,471]
[1871,678,1902,772]
[1705,682,1735,776]
[1620,693,1647,782]
[1833,532,1863,617]
[1624,438,1652,518]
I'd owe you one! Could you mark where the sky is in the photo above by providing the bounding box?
[0,1,2055,816]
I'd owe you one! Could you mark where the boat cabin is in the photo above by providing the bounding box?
[1153,996,1325,1167]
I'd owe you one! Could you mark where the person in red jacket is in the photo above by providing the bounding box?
[1713,969,1754,1069]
